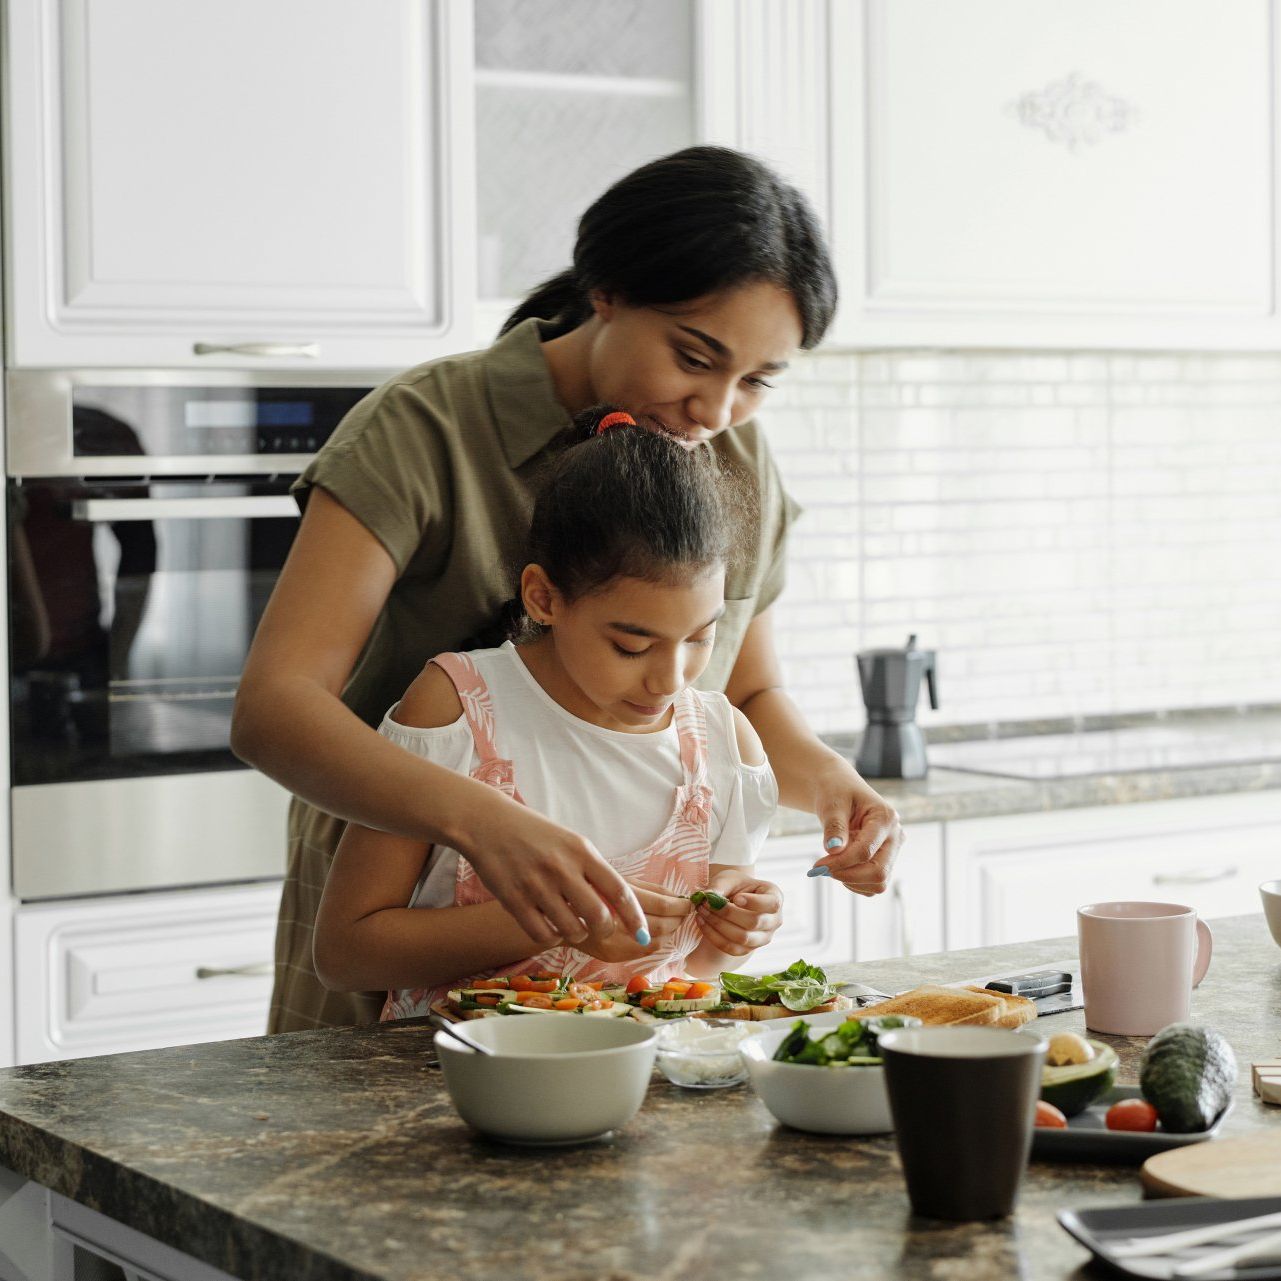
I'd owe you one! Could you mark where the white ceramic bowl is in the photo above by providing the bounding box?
[1261,879,1281,948]
[739,1012,895,1135]
[435,1015,656,1144]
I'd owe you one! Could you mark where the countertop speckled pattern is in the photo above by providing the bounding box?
[0,915,1277,1281]
[775,706,1281,835]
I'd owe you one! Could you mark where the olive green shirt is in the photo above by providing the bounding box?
[293,318,801,725]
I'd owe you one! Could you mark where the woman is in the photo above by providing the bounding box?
[232,146,904,1033]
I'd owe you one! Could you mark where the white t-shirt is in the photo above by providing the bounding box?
[379,642,778,910]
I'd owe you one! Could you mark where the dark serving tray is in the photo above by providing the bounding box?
[1032,1085,1229,1164]
[1059,1196,1281,1280]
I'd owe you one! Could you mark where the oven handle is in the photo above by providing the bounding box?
[71,496,299,522]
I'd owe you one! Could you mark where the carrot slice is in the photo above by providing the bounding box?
[527,979,558,993]
[475,994,501,1007]
[664,980,692,995]
[554,997,580,1011]
[685,982,714,1000]
[472,979,509,990]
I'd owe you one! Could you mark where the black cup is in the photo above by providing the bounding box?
[879,1026,1047,1221]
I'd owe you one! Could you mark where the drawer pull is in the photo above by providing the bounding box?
[1152,868,1238,886]
[196,962,274,980]
[192,341,320,359]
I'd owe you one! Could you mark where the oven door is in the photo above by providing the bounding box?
[9,476,298,898]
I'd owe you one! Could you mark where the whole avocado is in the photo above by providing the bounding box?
[1139,1023,1237,1133]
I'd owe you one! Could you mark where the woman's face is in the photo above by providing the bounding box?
[586,281,804,445]
[522,566,726,733]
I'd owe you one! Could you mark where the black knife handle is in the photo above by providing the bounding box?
[984,969,1074,998]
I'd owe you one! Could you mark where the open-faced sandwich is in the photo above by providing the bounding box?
[443,974,632,1019]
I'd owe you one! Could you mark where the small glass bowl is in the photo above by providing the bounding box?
[653,1018,755,1089]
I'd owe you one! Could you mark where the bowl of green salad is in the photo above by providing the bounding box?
[740,1013,921,1135]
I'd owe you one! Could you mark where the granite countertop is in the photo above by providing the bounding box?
[0,914,1276,1281]
[777,705,1281,835]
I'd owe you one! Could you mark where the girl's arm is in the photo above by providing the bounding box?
[312,663,553,992]
[231,487,645,946]
[725,606,904,895]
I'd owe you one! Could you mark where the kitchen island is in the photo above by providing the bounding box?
[0,914,1276,1281]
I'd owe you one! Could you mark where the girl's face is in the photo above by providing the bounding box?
[586,281,804,445]
[522,566,726,733]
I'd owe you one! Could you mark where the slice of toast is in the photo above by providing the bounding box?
[961,986,1038,1029]
[855,984,1004,1027]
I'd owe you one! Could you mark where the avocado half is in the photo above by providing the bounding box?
[1040,1041,1118,1117]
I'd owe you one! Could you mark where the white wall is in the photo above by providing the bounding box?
[765,350,1281,733]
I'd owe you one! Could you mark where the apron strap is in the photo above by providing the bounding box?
[672,687,711,789]
[428,652,504,766]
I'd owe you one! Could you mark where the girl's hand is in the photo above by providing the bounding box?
[576,879,693,963]
[694,874,783,958]
[456,794,648,948]
[807,760,903,896]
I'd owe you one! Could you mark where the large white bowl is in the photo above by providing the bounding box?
[740,1013,895,1135]
[435,1015,657,1144]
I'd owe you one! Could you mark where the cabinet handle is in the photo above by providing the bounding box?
[195,962,274,979]
[192,341,320,359]
[892,881,913,956]
[1152,868,1238,886]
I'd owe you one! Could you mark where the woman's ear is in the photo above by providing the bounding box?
[520,564,559,626]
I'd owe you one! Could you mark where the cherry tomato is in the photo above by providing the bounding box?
[1034,1100,1069,1129]
[685,982,715,1000]
[1106,1099,1159,1132]
[625,975,652,995]
[508,975,533,992]
[553,997,580,1011]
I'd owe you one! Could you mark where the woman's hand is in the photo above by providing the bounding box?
[575,879,693,963]
[693,872,783,958]
[455,794,650,948]
[806,759,903,896]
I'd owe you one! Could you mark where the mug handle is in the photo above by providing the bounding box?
[1192,918,1213,988]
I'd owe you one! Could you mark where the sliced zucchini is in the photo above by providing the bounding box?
[655,996,722,1013]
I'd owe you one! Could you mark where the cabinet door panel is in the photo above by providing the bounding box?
[751,833,855,972]
[8,0,473,367]
[14,884,281,1065]
[852,822,944,961]
[946,793,1281,950]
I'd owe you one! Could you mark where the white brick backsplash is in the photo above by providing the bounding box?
[765,349,1281,732]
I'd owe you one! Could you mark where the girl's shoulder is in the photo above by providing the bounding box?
[688,689,767,769]
[386,646,510,731]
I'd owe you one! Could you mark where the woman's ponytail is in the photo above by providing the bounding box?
[499,268,592,337]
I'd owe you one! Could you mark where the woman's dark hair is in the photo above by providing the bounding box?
[501,146,836,349]
[494,406,749,643]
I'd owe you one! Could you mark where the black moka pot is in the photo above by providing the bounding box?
[855,634,939,780]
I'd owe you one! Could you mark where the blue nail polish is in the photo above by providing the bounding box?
[806,866,831,879]
[825,836,844,851]
[635,927,651,945]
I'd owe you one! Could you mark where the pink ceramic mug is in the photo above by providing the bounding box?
[1077,901,1213,1036]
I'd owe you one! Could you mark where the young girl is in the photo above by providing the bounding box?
[312,407,784,1015]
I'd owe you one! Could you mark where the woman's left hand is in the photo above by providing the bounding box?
[807,759,903,896]
[694,874,783,958]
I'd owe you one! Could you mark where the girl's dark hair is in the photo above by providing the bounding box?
[501,146,836,349]
[496,406,748,643]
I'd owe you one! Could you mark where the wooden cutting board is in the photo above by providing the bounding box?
[1141,1134,1281,1198]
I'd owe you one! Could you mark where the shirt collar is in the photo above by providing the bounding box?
[484,318,572,469]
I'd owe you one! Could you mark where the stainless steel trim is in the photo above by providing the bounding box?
[196,962,274,979]
[193,342,320,359]
[5,368,388,478]
[71,495,298,522]
[1152,868,1238,885]
[11,771,289,899]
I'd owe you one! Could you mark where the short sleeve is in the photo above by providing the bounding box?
[709,761,779,867]
[291,377,453,576]
[377,702,475,775]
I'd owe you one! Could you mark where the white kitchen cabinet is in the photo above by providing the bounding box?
[828,0,1281,349]
[851,822,944,962]
[13,882,281,1066]
[945,792,1281,951]
[5,0,475,369]
[751,831,855,972]
[472,0,831,343]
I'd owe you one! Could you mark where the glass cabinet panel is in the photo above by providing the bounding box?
[474,0,697,302]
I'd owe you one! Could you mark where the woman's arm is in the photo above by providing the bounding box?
[724,607,904,895]
[232,487,645,945]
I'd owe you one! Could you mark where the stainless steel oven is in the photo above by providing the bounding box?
[5,371,377,900]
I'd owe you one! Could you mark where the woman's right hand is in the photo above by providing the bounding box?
[455,791,650,950]
[574,878,694,964]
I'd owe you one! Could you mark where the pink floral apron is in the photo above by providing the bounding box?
[382,651,714,1021]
